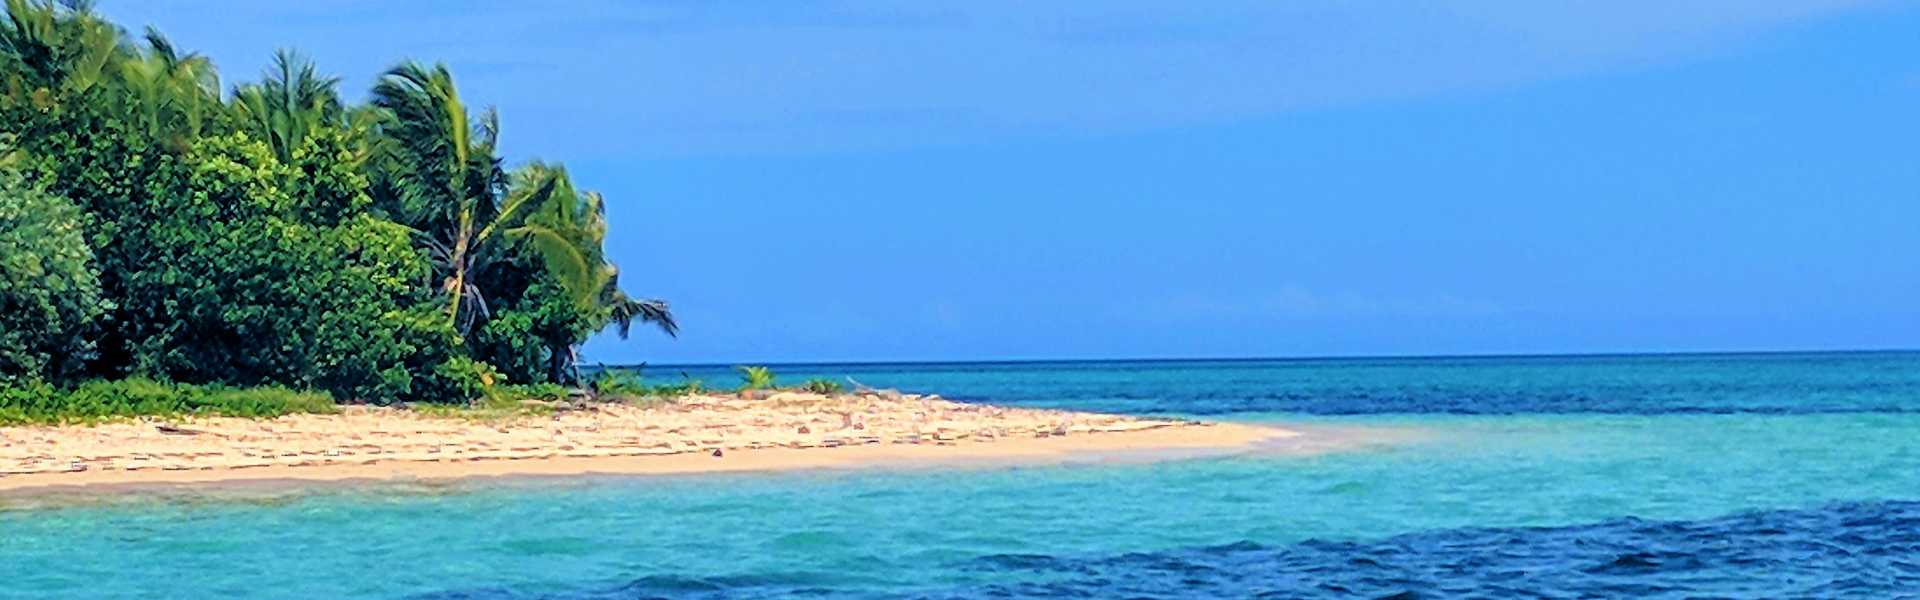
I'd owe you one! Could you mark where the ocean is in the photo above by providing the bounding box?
[5,352,1920,598]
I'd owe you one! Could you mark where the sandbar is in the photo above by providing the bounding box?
[0,391,1308,493]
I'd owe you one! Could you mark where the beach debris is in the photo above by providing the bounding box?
[710,448,724,458]
[847,379,904,401]
[796,425,810,434]
[154,423,207,436]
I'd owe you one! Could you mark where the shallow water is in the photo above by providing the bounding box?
[5,352,1920,598]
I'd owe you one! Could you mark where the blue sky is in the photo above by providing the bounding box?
[101,1,1920,363]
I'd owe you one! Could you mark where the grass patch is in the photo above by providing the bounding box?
[587,367,702,406]
[409,384,570,421]
[0,379,337,426]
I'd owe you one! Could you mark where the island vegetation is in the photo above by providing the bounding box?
[0,0,679,423]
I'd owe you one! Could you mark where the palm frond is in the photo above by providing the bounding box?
[505,221,599,306]
[610,293,677,339]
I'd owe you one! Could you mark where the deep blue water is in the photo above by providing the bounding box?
[7,352,1920,599]
[416,500,1920,599]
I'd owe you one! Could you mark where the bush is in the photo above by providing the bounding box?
[0,379,335,426]
[410,356,500,404]
[800,378,843,395]
[0,181,108,384]
[470,309,545,384]
[736,366,776,390]
[589,368,648,400]
[107,136,442,403]
[470,273,608,386]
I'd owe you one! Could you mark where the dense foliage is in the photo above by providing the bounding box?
[0,173,107,383]
[0,1,673,407]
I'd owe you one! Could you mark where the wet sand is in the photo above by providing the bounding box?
[0,391,1303,493]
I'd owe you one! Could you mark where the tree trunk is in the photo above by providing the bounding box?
[446,264,466,326]
[547,342,568,385]
[569,346,584,387]
[446,244,469,326]
[446,211,473,328]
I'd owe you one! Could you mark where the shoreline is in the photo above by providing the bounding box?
[0,392,1317,494]
[0,422,1296,495]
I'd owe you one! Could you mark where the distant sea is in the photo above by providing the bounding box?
[6,352,1920,598]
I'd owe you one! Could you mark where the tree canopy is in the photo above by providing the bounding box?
[0,0,674,401]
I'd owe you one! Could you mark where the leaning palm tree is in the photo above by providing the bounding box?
[373,62,674,376]
[509,163,676,383]
[370,61,516,332]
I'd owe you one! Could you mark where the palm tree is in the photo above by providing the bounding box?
[230,49,344,162]
[510,163,676,383]
[0,0,119,100]
[369,61,514,332]
[117,27,217,143]
[372,62,675,380]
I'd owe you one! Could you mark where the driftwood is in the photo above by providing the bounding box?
[154,423,207,436]
[846,377,873,393]
[844,377,904,401]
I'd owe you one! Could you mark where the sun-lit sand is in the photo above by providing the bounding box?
[0,391,1302,492]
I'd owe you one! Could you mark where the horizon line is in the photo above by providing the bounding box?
[607,347,1920,370]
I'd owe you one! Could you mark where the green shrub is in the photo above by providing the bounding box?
[470,309,545,384]
[589,368,648,400]
[98,135,443,404]
[0,180,108,384]
[735,366,776,391]
[645,379,704,398]
[800,378,843,395]
[410,356,500,404]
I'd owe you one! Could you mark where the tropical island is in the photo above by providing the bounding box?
[0,1,1287,490]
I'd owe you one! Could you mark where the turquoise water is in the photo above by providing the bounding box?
[5,352,1920,597]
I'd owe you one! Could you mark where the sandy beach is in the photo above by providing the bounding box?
[0,391,1298,492]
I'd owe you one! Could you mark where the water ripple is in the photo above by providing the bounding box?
[411,500,1920,599]
[946,501,1920,598]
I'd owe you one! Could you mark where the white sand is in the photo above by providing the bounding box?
[0,391,1301,492]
